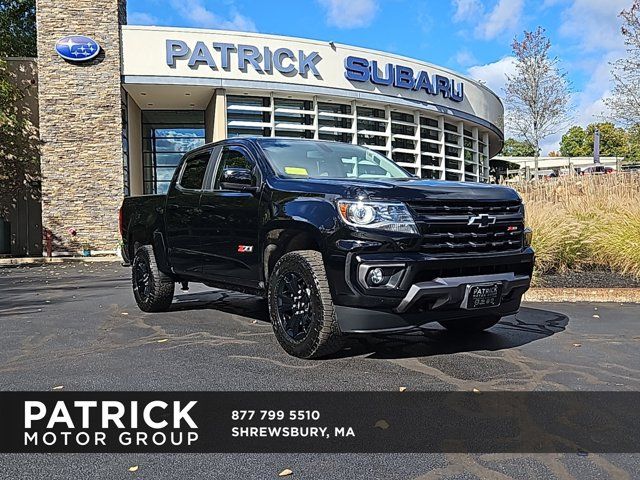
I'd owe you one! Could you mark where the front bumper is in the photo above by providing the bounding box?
[335,272,530,333]
[327,248,534,333]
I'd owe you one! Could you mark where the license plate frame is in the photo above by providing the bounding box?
[463,282,503,310]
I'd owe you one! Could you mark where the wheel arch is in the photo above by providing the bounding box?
[262,221,324,284]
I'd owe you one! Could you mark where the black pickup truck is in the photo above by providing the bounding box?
[120,138,533,358]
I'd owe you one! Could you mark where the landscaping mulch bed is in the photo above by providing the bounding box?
[534,269,640,288]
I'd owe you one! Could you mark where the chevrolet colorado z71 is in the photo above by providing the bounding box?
[120,138,534,359]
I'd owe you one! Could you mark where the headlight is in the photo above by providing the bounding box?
[337,200,418,234]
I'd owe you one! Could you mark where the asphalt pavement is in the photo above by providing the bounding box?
[0,262,639,479]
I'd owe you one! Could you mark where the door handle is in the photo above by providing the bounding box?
[166,204,179,211]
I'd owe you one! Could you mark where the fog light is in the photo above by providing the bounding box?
[368,267,384,285]
[524,227,533,247]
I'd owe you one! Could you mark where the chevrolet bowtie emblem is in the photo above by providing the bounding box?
[468,214,497,228]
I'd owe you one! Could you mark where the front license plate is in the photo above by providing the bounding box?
[465,283,502,309]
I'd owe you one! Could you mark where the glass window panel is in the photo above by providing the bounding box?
[141,110,205,194]
[179,152,210,190]
[421,155,440,167]
[357,119,386,132]
[422,142,440,154]
[156,167,178,182]
[420,117,438,128]
[445,159,461,170]
[358,106,385,118]
[358,135,386,147]
[319,132,352,143]
[392,138,415,150]
[318,102,351,115]
[422,168,440,179]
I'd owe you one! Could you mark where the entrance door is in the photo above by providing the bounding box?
[165,149,212,276]
[199,145,263,287]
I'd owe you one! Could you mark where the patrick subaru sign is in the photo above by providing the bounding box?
[344,56,464,103]
[163,40,464,103]
[55,35,101,62]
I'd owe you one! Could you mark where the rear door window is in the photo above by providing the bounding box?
[179,150,211,190]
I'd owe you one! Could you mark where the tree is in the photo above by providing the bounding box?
[560,126,589,157]
[504,27,571,177]
[560,122,628,158]
[605,0,640,127]
[627,124,640,162]
[501,138,536,156]
[0,0,37,57]
[0,0,39,220]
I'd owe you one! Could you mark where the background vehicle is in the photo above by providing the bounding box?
[120,138,534,358]
[579,165,615,175]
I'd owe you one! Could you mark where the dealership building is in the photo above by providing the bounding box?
[5,0,504,255]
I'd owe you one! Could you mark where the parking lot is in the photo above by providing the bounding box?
[1,261,639,479]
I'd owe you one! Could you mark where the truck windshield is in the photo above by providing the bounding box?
[257,139,412,180]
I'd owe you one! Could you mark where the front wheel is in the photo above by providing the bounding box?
[438,315,502,333]
[132,245,175,312]
[268,250,344,359]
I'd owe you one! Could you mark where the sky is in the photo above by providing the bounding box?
[126,0,632,154]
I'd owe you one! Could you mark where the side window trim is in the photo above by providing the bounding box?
[211,145,257,191]
[202,146,224,191]
[176,149,212,192]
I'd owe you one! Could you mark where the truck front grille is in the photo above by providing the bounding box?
[407,200,524,255]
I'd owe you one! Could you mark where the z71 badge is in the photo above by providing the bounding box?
[237,245,254,253]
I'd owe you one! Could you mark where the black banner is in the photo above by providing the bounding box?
[0,392,638,453]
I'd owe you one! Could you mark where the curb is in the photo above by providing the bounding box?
[0,256,121,266]
[525,288,640,303]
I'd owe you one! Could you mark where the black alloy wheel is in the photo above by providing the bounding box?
[268,250,344,359]
[131,245,175,312]
[133,255,152,302]
[276,271,313,342]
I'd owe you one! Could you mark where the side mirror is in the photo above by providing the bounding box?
[220,167,257,192]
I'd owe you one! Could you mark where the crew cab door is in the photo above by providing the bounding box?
[199,145,263,287]
[165,149,213,276]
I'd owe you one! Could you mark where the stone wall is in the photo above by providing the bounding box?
[36,0,127,253]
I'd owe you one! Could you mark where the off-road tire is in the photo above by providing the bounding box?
[132,245,175,312]
[438,315,502,333]
[268,250,344,359]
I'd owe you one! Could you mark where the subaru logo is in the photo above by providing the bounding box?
[55,35,101,62]
[468,214,497,228]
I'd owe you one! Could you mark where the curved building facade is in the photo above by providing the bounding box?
[121,27,504,195]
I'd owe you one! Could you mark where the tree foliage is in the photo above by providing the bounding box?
[504,27,571,174]
[560,122,633,159]
[0,0,37,57]
[605,0,640,128]
[0,0,39,220]
[501,138,536,156]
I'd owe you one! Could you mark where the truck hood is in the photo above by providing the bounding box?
[271,177,521,203]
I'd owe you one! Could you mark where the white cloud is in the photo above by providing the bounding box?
[475,0,525,40]
[451,0,483,22]
[467,56,517,96]
[558,0,627,52]
[453,49,478,67]
[128,12,161,25]
[317,0,379,29]
[170,0,257,31]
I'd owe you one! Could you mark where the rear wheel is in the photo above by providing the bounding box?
[438,315,501,333]
[268,250,343,359]
[132,245,175,312]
